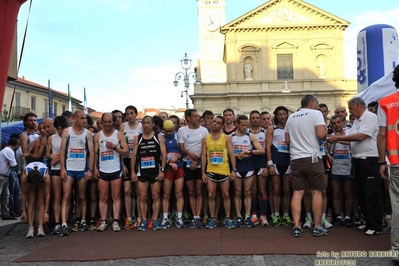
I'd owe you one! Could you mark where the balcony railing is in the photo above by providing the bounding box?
[11,106,30,120]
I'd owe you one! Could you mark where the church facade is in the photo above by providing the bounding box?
[192,0,357,115]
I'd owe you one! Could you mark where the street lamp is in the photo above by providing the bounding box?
[173,53,199,110]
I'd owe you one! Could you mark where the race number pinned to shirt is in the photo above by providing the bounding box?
[277,141,289,153]
[333,149,350,160]
[234,144,251,157]
[141,156,156,169]
[70,148,85,159]
[100,150,115,161]
[210,152,223,164]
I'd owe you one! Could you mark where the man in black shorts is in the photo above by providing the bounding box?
[131,116,167,231]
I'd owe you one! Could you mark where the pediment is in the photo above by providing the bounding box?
[221,0,350,31]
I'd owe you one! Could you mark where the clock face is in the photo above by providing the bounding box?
[204,15,220,32]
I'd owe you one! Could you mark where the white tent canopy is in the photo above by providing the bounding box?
[356,69,397,104]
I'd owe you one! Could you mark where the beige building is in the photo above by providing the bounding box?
[193,0,357,115]
[3,77,87,121]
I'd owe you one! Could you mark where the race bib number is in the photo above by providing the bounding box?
[100,151,115,162]
[277,141,289,153]
[141,156,155,169]
[234,144,250,157]
[186,159,201,168]
[167,152,179,161]
[320,145,325,153]
[209,152,223,164]
[333,150,349,160]
[69,148,85,159]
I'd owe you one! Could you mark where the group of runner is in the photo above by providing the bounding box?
[14,96,385,238]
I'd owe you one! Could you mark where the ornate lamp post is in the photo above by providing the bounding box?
[173,53,199,110]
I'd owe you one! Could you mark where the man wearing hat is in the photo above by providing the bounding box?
[20,161,51,238]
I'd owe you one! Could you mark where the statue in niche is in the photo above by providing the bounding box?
[317,60,326,78]
[244,61,253,80]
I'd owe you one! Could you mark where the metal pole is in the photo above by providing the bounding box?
[185,89,189,110]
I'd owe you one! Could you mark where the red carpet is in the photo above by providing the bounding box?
[15,226,390,262]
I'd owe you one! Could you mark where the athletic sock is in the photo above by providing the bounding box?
[177,212,183,219]
[251,196,257,216]
[163,213,168,220]
[260,197,268,216]
[131,199,136,217]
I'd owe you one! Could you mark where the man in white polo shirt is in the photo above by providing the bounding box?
[329,96,383,236]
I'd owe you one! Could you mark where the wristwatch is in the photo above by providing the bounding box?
[160,167,165,172]
[232,168,238,172]
[88,167,94,172]
[45,210,50,214]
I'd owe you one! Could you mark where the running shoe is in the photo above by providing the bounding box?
[194,217,202,229]
[322,218,333,228]
[169,210,176,224]
[292,226,303,237]
[225,218,236,229]
[51,224,60,235]
[303,216,313,228]
[97,221,107,232]
[147,219,153,229]
[344,218,353,227]
[282,216,292,226]
[60,224,70,237]
[153,219,162,230]
[112,221,121,232]
[271,214,281,226]
[245,217,255,228]
[124,218,135,230]
[175,218,185,228]
[72,221,80,232]
[89,220,97,231]
[37,226,45,237]
[202,215,209,226]
[313,226,329,237]
[26,227,34,238]
[206,218,217,229]
[334,217,343,227]
[235,216,243,227]
[161,218,170,229]
[251,216,259,225]
[137,220,148,231]
[80,221,89,231]
[188,219,196,228]
[135,217,142,228]
[260,215,269,227]
[183,211,191,224]
[354,215,361,225]
[107,217,113,230]
[95,218,103,229]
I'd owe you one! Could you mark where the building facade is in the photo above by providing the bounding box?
[193,0,357,115]
[3,77,85,121]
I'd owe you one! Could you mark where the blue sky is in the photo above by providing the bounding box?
[15,0,399,112]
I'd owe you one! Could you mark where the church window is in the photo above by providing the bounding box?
[277,54,293,79]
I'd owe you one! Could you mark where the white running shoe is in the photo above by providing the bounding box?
[303,217,313,228]
[112,221,121,232]
[322,218,333,228]
[26,227,34,238]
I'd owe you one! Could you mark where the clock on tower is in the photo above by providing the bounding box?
[198,0,227,83]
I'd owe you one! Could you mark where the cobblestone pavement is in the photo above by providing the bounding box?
[0,222,396,265]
